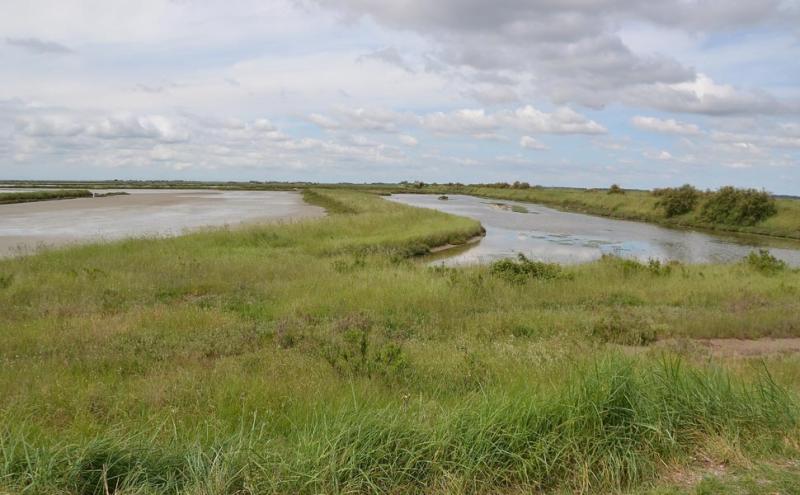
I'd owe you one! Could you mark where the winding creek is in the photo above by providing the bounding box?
[389,194,800,267]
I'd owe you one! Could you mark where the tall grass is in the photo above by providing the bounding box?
[0,189,798,493]
[1,356,794,494]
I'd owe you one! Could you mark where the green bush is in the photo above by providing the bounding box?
[744,249,786,274]
[608,184,625,195]
[591,311,657,345]
[490,253,564,283]
[316,314,410,381]
[700,186,777,226]
[653,184,701,217]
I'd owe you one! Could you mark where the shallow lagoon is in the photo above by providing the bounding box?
[0,189,323,257]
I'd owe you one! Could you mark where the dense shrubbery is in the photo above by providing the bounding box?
[490,253,564,283]
[653,184,701,217]
[745,249,787,274]
[700,186,777,226]
[608,184,625,194]
[469,181,533,189]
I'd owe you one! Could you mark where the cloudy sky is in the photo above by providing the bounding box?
[1,0,799,192]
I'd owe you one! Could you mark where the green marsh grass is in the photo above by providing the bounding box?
[0,189,93,204]
[1,189,799,493]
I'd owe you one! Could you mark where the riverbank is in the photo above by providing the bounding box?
[0,189,323,258]
[1,189,799,493]
[448,186,800,241]
[0,189,93,204]
[5,180,798,241]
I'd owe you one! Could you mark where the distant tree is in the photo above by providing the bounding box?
[700,186,777,226]
[608,184,625,195]
[652,184,701,217]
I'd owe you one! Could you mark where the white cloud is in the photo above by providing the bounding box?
[629,74,793,116]
[632,116,702,135]
[421,109,498,136]
[309,113,340,130]
[86,115,190,142]
[644,149,674,160]
[398,134,418,146]
[16,115,83,137]
[520,136,547,150]
[505,106,606,135]
[420,105,605,138]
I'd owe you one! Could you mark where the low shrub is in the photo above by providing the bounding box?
[608,184,625,195]
[700,186,777,226]
[745,249,786,274]
[490,253,564,283]
[601,255,673,277]
[316,314,410,381]
[592,311,657,345]
[653,184,701,217]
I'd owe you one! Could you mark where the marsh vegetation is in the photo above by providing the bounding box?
[1,190,800,493]
[0,189,93,204]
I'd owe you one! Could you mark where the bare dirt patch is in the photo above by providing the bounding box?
[655,337,800,358]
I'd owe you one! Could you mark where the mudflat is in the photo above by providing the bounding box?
[0,189,324,257]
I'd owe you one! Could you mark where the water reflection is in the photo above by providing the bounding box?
[0,189,323,257]
[389,194,800,267]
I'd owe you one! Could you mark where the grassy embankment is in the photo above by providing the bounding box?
[451,186,800,240]
[5,180,798,240]
[1,190,800,493]
[0,189,94,205]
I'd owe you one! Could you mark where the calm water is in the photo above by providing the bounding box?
[389,194,800,267]
[0,189,323,257]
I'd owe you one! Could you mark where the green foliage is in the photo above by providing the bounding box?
[653,184,701,217]
[608,183,625,194]
[301,189,358,214]
[601,256,674,277]
[745,249,787,274]
[0,358,794,494]
[0,189,93,204]
[700,186,778,226]
[0,273,13,289]
[490,253,564,283]
[592,310,657,345]
[1,188,799,494]
[316,315,410,381]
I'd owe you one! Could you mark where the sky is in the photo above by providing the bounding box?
[1,0,799,192]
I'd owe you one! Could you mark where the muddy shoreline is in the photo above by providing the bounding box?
[0,189,324,258]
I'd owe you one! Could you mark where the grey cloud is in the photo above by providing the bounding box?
[16,115,83,137]
[625,75,797,116]
[316,0,797,115]
[419,105,606,137]
[632,116,703,135]
[5,37,72,54]
[86,116,190,143]
[357,47,414,72]
[309,106,410,132]
[15,113,191,143]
